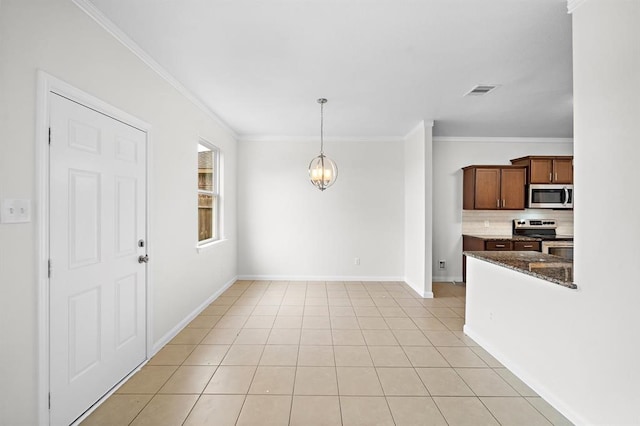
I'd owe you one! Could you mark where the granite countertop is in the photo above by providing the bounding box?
[464,251,576,289]
[463,234,541,242]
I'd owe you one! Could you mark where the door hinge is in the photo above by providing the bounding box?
[48,127,51,145]
[48,259,52,278]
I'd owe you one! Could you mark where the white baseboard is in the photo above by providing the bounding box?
[151,275,238,355]
[463,325,585,426]
[432,275,463,283]
[236,274,405,282]
[402,279,434,298]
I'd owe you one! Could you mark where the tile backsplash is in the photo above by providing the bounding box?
[462,209,574,236]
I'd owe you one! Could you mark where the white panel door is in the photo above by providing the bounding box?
[49,93,147,425]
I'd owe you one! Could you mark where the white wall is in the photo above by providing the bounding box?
[404,122,433,297]
[466,1,640,424]
[237,138,404,280]
[571,0,640,422]
[432,138,573,282]
[0,1,237,424]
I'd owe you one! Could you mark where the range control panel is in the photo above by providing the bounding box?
[513,219,557,229]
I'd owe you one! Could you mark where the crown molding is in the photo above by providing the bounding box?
[238,135,403,143]
[567,0,589,14]
[403,120,435,140]
[433,136,574,144]
[71,0,238,139]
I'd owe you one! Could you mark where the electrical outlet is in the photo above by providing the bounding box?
[439,260,446,269]
[354,257,360,266]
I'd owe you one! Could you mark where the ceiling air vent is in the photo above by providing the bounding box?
[465,85,498,96]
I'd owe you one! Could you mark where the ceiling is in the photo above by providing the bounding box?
[87,0,573,139]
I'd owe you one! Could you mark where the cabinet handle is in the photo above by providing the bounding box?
[549,172,552,182]
[497,199,500,208]
[523,245,533,248]
[495,244,506,248]
[502,199,506,208]
[555,172,558,181]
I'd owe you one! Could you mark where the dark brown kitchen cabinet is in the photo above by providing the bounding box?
[485,241,512,250]
[513,241,541,251]
[463,236,540,253]
[510,156,573,184]
[463,166,526,210]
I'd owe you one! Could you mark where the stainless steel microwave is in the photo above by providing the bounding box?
[528,184,573,209]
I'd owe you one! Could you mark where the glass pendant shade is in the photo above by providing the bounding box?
[309,153,338,191]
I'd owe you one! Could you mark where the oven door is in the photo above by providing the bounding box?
[528,184,573,209]
[541,241,574,260]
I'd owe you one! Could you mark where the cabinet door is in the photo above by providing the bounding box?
[529,158,553,183]
[474,168,501,209]
[463,236,486,251]
[500,168,526,209]
[463,169,476,210]
[553,159,573,183]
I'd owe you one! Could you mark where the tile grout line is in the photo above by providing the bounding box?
[126,394,156,425]
[523,396,564,425]
[232,279,264,426]
[391,291,454,426]
[225,279,255,426]
[285,279,303,426]
[181,282,251,425]
[89,281,562,425]
[329,286,344,426]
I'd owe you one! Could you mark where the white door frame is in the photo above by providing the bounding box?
[35,71,153,425]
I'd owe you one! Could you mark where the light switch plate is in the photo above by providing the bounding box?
[1,199,32,224]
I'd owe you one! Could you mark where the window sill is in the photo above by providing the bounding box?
[196,238,227,253]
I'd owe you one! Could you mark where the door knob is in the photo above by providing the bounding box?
[138,255,149,264]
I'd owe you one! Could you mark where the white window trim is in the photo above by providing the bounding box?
[197,139,223,248]
[196,237,228,253]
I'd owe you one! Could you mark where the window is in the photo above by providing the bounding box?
[197,142,220,245]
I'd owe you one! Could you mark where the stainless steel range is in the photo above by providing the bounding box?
[513,219,574,260]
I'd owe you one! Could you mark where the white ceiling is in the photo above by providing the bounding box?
[87,0,573,139]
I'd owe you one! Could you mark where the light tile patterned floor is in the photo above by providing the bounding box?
[81,281,572,425]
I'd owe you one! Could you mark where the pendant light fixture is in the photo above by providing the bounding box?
[309,98,338,191]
